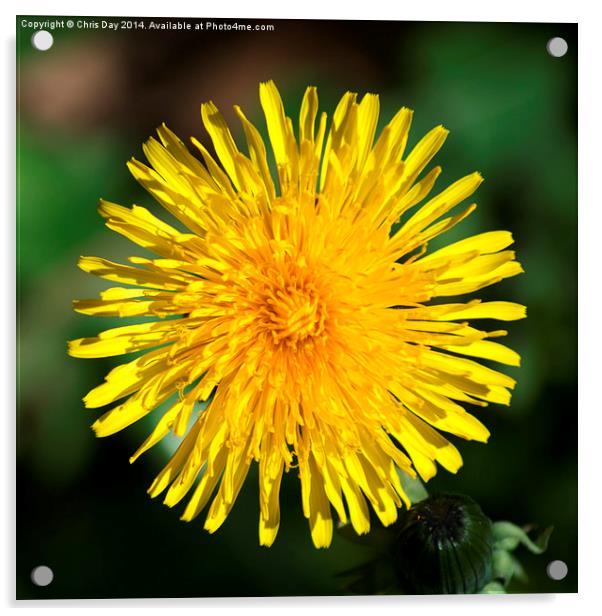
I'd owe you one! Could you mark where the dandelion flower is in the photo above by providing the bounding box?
[69,81,525,548]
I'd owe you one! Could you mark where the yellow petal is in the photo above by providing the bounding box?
[308,456,333,548]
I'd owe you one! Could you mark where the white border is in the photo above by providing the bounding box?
[4,0,599,613]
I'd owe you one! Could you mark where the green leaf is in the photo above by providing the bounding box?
[479,581,507,594]
[491,521,553,554]
[512,556,528,583]
[397,470,429,504]
[492,548,517,584]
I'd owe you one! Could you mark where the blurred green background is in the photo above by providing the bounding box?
[16,17,577,598]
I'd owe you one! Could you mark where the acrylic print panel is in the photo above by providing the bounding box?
[16,16,577,598]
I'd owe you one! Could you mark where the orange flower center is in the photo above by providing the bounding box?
[267,284,327,345]
[249,258,330,348]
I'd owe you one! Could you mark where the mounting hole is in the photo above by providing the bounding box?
[31,565,54,586]
[31,30,54,51]
[547,37,568,58]
[546,560,568,581]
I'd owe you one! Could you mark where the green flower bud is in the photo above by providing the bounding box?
[392,493,493,594]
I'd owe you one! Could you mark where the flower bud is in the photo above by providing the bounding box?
[393,493,493,594]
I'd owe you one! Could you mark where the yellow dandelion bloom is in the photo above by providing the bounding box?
[69,81,525,549]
